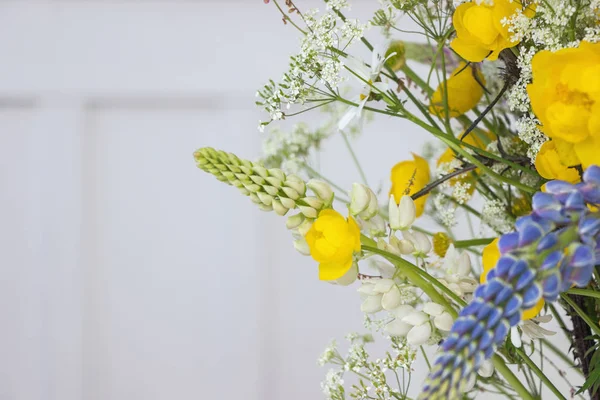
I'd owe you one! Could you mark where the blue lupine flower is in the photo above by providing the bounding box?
[419,167,600,399]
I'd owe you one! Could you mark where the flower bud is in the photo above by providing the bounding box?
[303,196,324,210]
[293,237,311,255]
[336,262,358,286]
[299,205,318,219]
[307,179,334,206]
[349,183,371,215]
[282,187,300,200]
[285,175,306,196]
[367,214,387,237]
[272,199,289,216]
[359,190,379,220]
[389,194,416,230]
[257,192,273,206]
[296,219,314,236]
[286,213,305,229]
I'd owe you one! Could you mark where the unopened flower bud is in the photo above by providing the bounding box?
[367,214,387,237]
[280,197,296,209]
[303,196,324,210]
[258,203,273,212]
[403,230,431,255]
[307,179,334,206]
[299,205,318,219]
[282,187,300,200]
[336,262,358,286]
[257,192,273,206]
[272,199,289,216]
[389,195,416,230]
[359,190,379,220]
[286,213,305,229]
[296,219,313,236]
[350,183,371,215]
[293,237,311,255]
[285,175,306,196]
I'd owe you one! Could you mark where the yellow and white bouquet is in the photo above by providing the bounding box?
[195,0,600,398]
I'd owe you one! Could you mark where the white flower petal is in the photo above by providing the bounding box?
[398,195,416,229]
[391,304,415,319]
[382,286,402,311]
[434,312,454,332]
[361,294,383,314]
[338,106,358,131]
[402,311,429,326]
[397,239,415,254]
[407,323,432,346]
[423,302,445,317]
[374,278,395,293]
[388,195,401,230]
[534,314,553,323]
[510,326,522,348]
[457,253,472,276]
[336,263,358,286]
[478,360,494,378]
[463,373,476,392]
[386,319,412,337]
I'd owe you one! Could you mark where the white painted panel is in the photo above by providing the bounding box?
[81,104,263,400]
[0,106,47,400]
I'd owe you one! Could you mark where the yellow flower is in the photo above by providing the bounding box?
[305,209,361,281]
[390,154,431,217]
[429,62,485,118]
[527,41,600,168]
[481,238,543,320]
[451,0,535,62]
[534,140,581,183]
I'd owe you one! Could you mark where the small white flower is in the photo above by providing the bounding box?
[364,214,387,237]
[440,245,478,296]
[423,302,454,332]
[339,43,392,130]
[402,230,432,256]
[463,359,495,392]
[511,314,556,348]
[389,195,416,231]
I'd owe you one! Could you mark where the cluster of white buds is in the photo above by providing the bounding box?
[195,148,337,256]
[359,279,417,313]
[436,245,478,297]
[385,302,454,346]
[377,229,432,258]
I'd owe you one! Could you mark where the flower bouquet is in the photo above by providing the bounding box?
[194,0,600,398]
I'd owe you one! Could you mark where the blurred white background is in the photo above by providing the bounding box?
[0,1,582,400]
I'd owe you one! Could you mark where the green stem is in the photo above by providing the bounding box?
[453,238,494,248]
[539,338,582,375]
[516,348,567,400]
[561,293,600,336]
[566,288,600,300]
[341,131,369,186]
[492,355,536,400]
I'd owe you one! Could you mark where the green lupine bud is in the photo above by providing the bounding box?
[272,199,289,216]
[286,213,305,229]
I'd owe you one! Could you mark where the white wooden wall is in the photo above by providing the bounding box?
[0,1,581,400]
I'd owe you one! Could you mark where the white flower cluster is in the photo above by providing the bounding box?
[436,245,478,297]
[433,194,457,228]
[261,122,330,172]
[481,199,514,234]
[256,8,367,125]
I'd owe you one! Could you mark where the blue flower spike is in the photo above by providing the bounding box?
[419,171,600,400]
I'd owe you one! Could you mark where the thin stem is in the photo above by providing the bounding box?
[566,288,600,300]
[271,0,307,34]
[341,131,368,186]
[454,238,494,248]
[492,355,536,400]
[411,164,477,200]
[561,293,600,336]
[515,348,567,400]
